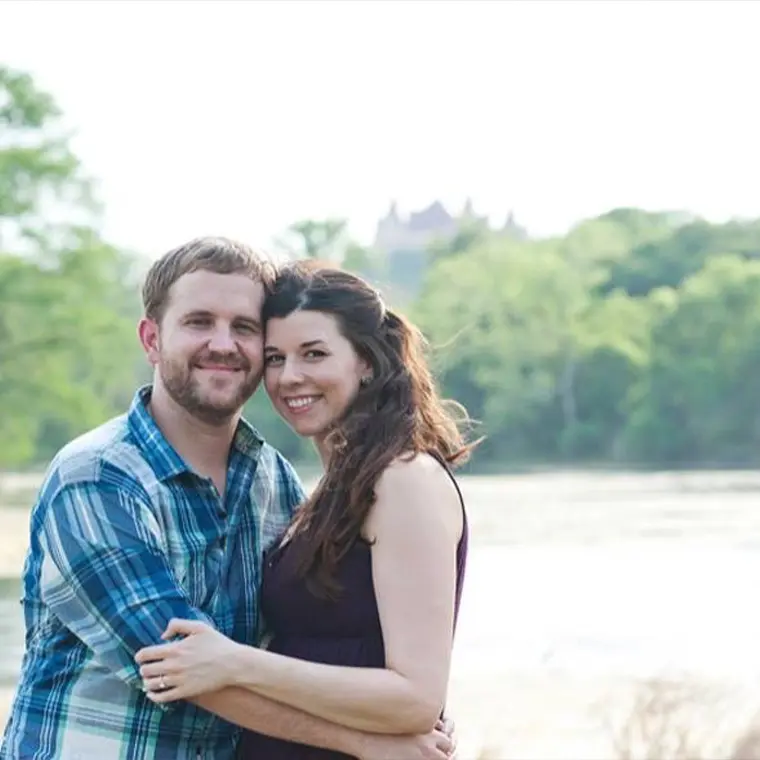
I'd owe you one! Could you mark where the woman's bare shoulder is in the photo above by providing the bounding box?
[367,452,462,540]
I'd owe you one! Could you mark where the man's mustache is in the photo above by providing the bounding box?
[193,351,250,371]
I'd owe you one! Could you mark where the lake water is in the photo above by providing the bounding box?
[3,470,760,755]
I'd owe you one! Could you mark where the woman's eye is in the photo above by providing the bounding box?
[265,355,284,366]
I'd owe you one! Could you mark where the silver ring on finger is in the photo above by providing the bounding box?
[159,674,167,691]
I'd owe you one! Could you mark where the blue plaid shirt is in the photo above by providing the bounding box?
[0,386,305,760]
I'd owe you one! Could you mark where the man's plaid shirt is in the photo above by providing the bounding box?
[0,386,305,760]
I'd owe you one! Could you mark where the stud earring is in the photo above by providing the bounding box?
[360,375,372,386]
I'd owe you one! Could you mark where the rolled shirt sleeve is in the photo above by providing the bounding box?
[39,480,215,688]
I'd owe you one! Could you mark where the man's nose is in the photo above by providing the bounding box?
[207,326,237,353]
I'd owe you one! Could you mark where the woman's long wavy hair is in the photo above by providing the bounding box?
[263,261,479,599]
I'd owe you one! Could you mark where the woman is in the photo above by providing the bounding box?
[135,263,477,758]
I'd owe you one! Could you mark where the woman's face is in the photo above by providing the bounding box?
[264,309,370,440]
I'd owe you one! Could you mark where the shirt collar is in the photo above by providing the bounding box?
[127,385,264,482]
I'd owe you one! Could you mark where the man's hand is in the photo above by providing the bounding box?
[355,719,457,760]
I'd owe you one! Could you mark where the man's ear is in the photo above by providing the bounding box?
[138,317,160,366]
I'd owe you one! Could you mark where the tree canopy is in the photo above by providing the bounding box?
[3,66,759,471]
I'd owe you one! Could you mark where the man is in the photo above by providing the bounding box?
[0,237,455,760]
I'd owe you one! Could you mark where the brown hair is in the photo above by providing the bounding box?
[142,236,277,322]
[263,261,479,598]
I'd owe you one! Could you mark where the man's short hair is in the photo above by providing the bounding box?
[142,236,277,322]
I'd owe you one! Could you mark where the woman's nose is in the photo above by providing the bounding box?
[279,358,304,385]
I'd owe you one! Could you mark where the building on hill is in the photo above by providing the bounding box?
[371,199,526,300]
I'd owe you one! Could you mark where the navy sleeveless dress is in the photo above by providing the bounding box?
[237,458,468,759]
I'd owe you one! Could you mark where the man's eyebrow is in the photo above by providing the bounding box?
[182,309,214,318]
[233,316,262,329]
[182,311,260,324]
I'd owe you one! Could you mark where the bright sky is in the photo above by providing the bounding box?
[1,0,759,259]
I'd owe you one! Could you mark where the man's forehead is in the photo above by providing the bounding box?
[168,271,264,314]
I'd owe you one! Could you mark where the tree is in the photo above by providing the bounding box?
[414,237,595,462]
[276,218,348,261]
[562,208,680,275]
[562,290,653,459]
[275,217,383,287]
[0,66,142,467]
[6,64,760,472]
[0,67,94,249]
[622,255,760,464]
[603,219,760,297]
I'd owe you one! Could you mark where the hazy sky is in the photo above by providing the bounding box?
[1,0,758,259]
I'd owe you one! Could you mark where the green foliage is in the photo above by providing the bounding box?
[2,65,760,471]
[0,67,93,238]
[0,66,142,466]
[276,218,348,261]
[603,218,760,296]
[622,255,760,464]
[414,209,760,468]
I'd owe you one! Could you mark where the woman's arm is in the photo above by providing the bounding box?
[136,454,463,735]
[225,455,463,734]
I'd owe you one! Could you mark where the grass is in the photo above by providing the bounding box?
[595,677,760,760]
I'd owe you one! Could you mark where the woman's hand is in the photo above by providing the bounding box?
[134,618,243,702]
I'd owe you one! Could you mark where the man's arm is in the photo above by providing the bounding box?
[193,688,364,757]
[192,688,454,760]
[39,478,215,688]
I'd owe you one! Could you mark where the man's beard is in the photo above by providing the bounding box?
[158,350,261,426]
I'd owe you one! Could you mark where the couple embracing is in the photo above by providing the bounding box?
[0,236,476,760]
